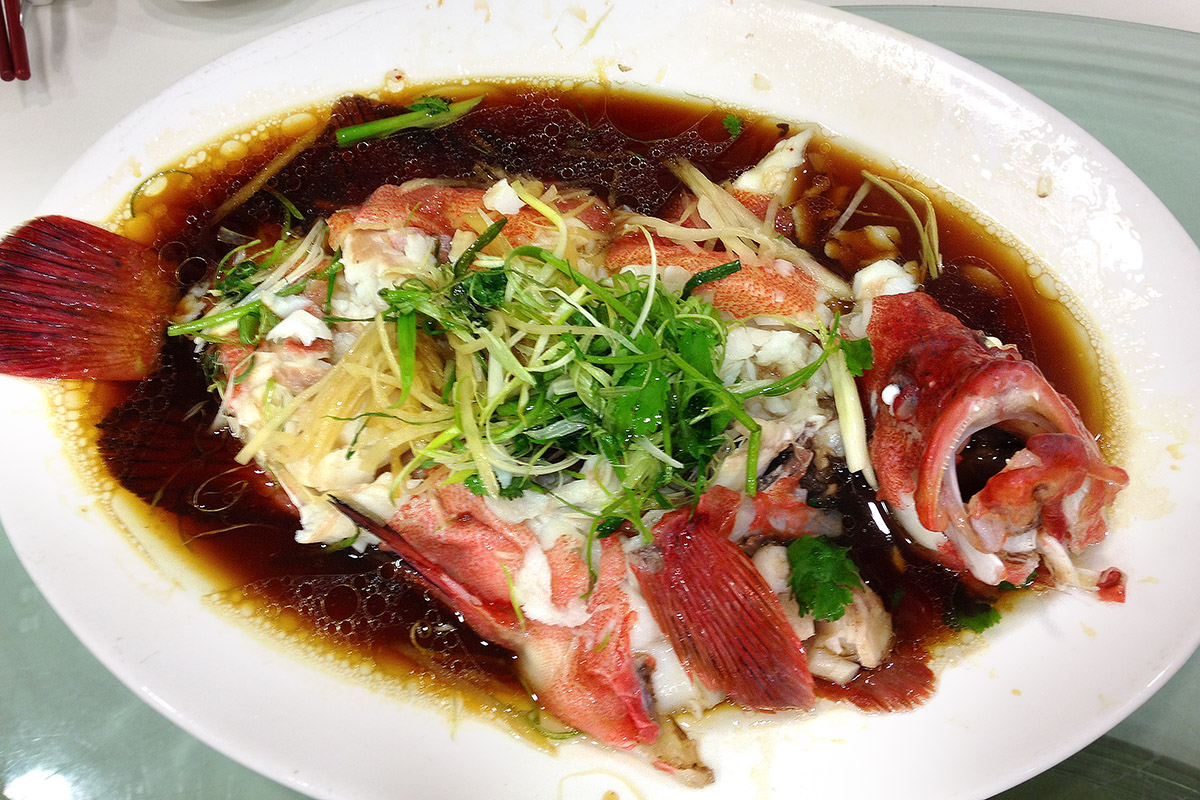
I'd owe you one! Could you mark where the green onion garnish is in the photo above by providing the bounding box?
[335,96,485,148]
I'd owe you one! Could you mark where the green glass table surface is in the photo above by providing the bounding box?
[2,5,1198,799]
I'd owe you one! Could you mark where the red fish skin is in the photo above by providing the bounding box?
[357,484,658,749]
[604,233,819,320]
[545,535,590,609]
[328,183,612,250]
[388,483,536,608]
[1096,567,1126,603]
[631,486,815,710]
[730,188,796,237]
[517,541,659,748]
[748,474,842,541]
[863,292,1128,571]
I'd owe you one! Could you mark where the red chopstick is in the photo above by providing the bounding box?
[0,3,15,82]
[2,0,29,81]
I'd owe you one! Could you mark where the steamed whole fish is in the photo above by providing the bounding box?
[0,92,1130,784]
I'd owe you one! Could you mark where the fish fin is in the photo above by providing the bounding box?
[0,216,176,380]
[330,497,451,593]
[633,505,815,710]
[818,643,936,712]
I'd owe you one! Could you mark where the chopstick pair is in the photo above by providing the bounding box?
[1,0,30,82]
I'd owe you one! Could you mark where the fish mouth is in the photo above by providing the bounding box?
[914,360,1097,556]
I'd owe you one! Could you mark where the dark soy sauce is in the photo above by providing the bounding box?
[88,83,1107,718]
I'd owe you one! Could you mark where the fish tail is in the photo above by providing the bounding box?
[0,216,177,380]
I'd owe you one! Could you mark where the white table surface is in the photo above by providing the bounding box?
[1,2,1198,799]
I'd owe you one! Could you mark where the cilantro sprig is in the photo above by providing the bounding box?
[722,114,743,140]
[786,536,864,621]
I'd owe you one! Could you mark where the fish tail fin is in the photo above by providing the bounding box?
[0,216,177,380]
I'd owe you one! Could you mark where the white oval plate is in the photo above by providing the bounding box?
[2,1,1199,798]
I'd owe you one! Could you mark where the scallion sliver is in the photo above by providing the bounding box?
[681,259,741,300]
[335,96,485,148]
[166,301,263,337]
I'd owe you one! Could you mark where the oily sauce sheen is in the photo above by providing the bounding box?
[91,84,1107,722]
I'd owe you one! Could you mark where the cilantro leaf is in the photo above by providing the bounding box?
[607,361,668,439]
[464,473,488,496]
[943,586,1002,633]
[463,268,507,308]
[946,604,1001,633]
[215,261,259,301]
[839,335,874,377]
[595,517,624,538]
[722,114,743,139]
[998,569,1036,591]
[407,96,452,115]
[786,536,863,621]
